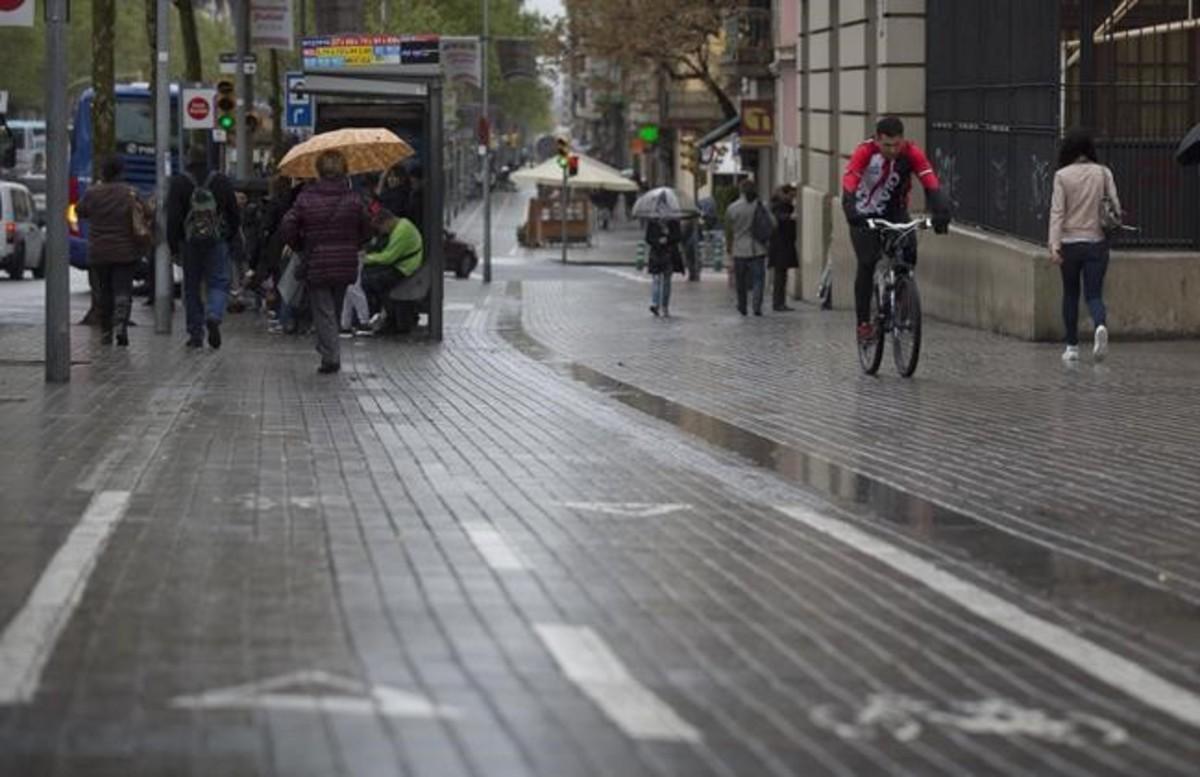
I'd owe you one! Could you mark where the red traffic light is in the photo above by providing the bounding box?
[567,155,579,176]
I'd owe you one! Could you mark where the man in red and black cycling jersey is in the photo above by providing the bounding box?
[843,116,951,343]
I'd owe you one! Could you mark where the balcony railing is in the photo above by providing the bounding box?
[722,8,773,72]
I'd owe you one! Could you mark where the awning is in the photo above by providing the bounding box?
[697,115,741,149]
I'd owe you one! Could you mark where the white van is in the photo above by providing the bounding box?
[6,120,46,175]
[0,180,45,279]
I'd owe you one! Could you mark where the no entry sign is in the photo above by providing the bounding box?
[0,0,34,27]
[181,88,215,130]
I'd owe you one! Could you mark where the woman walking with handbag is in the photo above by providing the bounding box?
[1049,129,1122,363]
[76,155,149,346]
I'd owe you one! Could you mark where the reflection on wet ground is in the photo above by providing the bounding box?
[499,281,1200,658]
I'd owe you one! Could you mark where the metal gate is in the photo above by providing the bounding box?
[927,0,1062,245]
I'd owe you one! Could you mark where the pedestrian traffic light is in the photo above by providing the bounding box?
[246,112,260,134]
[216,80,236,131]
[568,155,579,177]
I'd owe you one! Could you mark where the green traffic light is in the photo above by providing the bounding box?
[218,115,235,131]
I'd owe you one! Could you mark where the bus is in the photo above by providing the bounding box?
[67,83,212,269]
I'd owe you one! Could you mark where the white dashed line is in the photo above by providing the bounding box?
[463,522,528,571]
[534,623,702,743]
[0,491,132,703]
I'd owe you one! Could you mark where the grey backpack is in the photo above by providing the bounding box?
[183,172,224,245]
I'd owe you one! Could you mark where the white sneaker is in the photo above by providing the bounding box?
[368,310,388,333]
[1062,345,1080,363]
[1093,325,1109,361]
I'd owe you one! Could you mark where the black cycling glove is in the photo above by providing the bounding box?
[927,188,952,234]
[842,193,867,228]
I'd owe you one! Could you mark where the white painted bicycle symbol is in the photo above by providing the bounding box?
[810,694,1128,748]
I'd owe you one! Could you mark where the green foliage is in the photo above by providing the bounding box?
[371,0,555,134]
[0,0,239,116]
[714,183,738,220]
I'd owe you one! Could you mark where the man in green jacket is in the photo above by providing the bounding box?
[362,204,424,329]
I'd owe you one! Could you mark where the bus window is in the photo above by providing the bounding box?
[115,99,180,155]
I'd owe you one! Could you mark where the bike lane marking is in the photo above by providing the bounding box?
[533,623,703,743]
[0,490,132,704]
[776,504,1200,730]
[463,522,528,572]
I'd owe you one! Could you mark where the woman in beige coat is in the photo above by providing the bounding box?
[1048,129,1121,363]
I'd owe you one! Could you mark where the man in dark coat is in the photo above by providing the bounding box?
[281,150,372,374]
[166,144,241,348]
[768,184,799,312]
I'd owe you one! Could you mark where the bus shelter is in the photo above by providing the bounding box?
[297,35,447,340]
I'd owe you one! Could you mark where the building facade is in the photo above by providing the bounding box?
[783,0,1200,339]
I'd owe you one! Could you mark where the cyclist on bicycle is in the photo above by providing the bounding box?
[843,116,951,343]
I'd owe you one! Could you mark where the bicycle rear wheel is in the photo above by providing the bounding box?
[892,274,922,377]
[857,290,885,376]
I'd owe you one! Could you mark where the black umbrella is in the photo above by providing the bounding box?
[1175,122,1200,165]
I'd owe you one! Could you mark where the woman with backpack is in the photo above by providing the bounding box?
[1048,128,1121,363]
[281,150,372,374]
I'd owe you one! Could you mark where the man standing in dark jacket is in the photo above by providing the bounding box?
[166,145,241,349]
[769,184,799,311]
[281,150,372,374]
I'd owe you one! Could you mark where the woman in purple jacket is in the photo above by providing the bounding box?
[281,151,372,374]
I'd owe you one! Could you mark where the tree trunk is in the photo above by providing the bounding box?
[83,0,118,327]
[270,48,286,163]
[92,0,116,179]
[315,0,365,34]
[175,0,204,83]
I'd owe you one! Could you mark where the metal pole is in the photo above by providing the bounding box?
[482,0,492,283]
[154,0,172,333]
[235,0,250,180]
[561,163,568,263]
[44,0,70,383]
[429,83,445,341]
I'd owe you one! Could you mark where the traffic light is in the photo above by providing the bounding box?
[555,136,569,168]
[567,155,579,177]
[246,112,260,134]
[680,134,699,174]
[216,80,236,131]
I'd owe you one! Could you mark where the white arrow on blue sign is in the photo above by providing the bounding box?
[285,72,313,130]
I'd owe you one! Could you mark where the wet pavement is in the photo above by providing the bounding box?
[1,194,1199,775]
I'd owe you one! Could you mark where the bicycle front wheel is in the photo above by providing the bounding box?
[857,290,885,376]
[892,274,922,377]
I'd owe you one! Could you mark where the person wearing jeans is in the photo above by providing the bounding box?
[166,145,241,349]
[1059,242,1110,355]
[646,218,681,317]
[182,239,231,347]
[1048,128,1120,363]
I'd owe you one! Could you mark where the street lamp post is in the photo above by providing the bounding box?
[44,0,70,383]
[154,0,172,332]
[482,0,492,284]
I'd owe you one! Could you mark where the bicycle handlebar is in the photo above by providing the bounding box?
[866,217,933,232]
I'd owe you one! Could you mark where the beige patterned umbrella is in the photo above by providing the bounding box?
[277,128,415,179]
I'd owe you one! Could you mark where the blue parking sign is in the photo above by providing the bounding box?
[285,72,313,130]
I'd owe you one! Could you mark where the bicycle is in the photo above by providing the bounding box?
[857,217,931,378]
